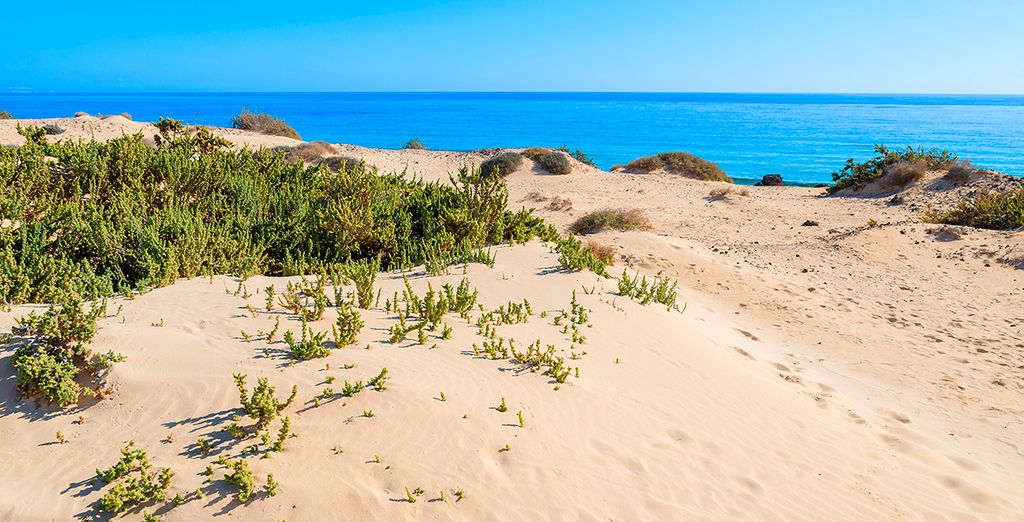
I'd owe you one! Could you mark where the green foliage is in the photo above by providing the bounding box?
[368,367,389,391]
[404,138,427,150]
[496,397,508,413]
[0,135,549,304]
[284,318,329,360]
[480,152,523,177]
[828,145,956,194]
[923,188,1024,230]
[617,152,731,182]
[96,442,173,513]
[264,474,279,497]
[10,298,110,407]
[536,151,572,175]
[220,457,256,503]
[618,269,678,310]
[234,373,297,429]
[231,109,301,140]
[557,146,596,167]
[569,208,651,235]
[332,300,363,347]
[342,258,379,309]
[271,416,291,452]
[555,236,609,277]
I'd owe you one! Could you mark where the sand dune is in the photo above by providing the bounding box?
[0,117,1022,520]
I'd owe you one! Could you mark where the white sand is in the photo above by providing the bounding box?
[0,117,1022,520]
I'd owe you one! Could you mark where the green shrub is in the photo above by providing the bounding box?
[537,152,572,175]
[555,236,609,277]
[10,299,109,407]
[96,442,174,514]
[618,270,678,310]
[332,300,363,346]
[569,208,652,235]
[220,457,256,503]
[557,147,595,167]
[481,152,523,177]
[521,148,548,161]
[616,152,730,182]
[234,373,297,429]
[828,145,956,194]
[923,188,1024,230]
[404,138,427,150]
[0,133,549,303]
[284,318,329,360]
[231,109,301,140]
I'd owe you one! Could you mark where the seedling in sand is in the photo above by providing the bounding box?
[496,397,508,413]
[362,410,374,418]
[517,410,525,428]
[368,367,389,391]
[264,474,279,497]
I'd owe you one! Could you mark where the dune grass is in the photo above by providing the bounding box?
[923,188,1024,230]
[231,109,301,140]
[569,208,652,235]
[616,152,731,182]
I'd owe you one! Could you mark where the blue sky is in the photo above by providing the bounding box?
[4,0,1023,93]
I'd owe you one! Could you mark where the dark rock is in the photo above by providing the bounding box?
[754,174,784,186]
[887,194,904,206]
[801,220,819,227]
[43,124,64,135]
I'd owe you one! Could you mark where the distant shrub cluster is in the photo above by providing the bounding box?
[827,145,956,194]
[521,147,575,175]
[404,138,427,150]
[557,147,596,167]
[0,128,555,304]
[924,188,1024,230]
[569,208,652,235]
[0,110,12,119]
[481,151,523,177]
[231,109,301,140]
[615,152,731,182]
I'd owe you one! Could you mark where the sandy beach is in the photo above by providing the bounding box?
[1,115,1022,521]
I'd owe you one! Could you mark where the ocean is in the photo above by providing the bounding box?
[2,92,1023,184]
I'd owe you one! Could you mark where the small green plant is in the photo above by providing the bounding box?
[272,416,292,451]
[618,270,678,310]
[404,138,427,150]
[264,286,276,311]
[96,442,174,513]
[923,188,1024,230]
[234,373,297,429]
[496,397,508,413]
[517,410,525,428]
[332,300,364,346]
[439,391,447,401]
[454,488,466,501]
[196,437,212,456]
[555,236,609,277]
[220,457,256,503]
[362,409,374,418]
[827,144,956,194]
[405,486,417,503]
[368,367,389,391]
[284,318,329,360]
[264,474,279,497]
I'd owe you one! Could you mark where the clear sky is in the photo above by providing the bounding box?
[4,0,1023,93]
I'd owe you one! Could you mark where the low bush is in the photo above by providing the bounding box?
[557,147,596,167]
[944,159,980,185]
[282,141,336,163]
[96,441,174,513]
[569,208,652,235]
[231,109,301,140]
[618,270,678,310]
[480,152,523,177]
[10,298,111,407]
[708,187,750,200]
[404,138,427,150]
[521,148,548,161]
[0,110,12,119]
[0,133,550,304]
[923,188,1024,230]
[555,235,609,277]
[585,240,614,264]
[828,145,955,194]
[537,152,572,175]
[234,373,297,429]
[880,159,928,188]
[616,152,730,182]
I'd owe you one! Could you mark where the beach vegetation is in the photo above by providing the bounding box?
[96,442,174,513]
[557,146,596,167]
[618,270,678,310]
[0,110,12,119]
[234,373,297,429]
[555,235,610,276]
[403,138,427,150]
[923,188,1024,230]
[615,152,731,182]
[569,208,652,235]
[231,109,301,139]
[481,151,523,177]
[828,145,956,194]
[536,151,573,174]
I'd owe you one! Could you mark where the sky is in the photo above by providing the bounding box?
[3,0,1023,93]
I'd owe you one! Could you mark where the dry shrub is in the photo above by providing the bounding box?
[0,110,12,119]
[283,141,336,163]
[319,156,363,172]
[619,152,730,182]
[231,109,301,140]
[945,159,980,186]
[525,191,548,202]
[74,112,90,118]
[708,187,750,201]
[570,208,652,235]
[880,159,927,188]
[537,151,572,175]
[547,196,572,211]
[585,239,615,264]
[481,151,523,177]
[521,147,549,161]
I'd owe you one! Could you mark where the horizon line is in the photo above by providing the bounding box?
[3,90,1024,97]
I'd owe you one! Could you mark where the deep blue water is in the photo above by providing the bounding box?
[2,92,1023,184]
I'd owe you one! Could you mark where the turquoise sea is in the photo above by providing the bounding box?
[2,92,1022,184]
